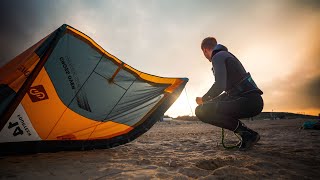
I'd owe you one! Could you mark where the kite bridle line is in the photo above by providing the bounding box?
[221,128,242,149]
[184,85,194,117]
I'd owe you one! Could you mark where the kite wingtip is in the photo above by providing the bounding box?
[182,78,189,82]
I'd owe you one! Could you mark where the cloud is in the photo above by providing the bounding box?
[0,0,43,66]
[0,0,73,66]
[261,21,320,113]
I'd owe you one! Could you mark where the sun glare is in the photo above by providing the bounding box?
[165,89,196,118]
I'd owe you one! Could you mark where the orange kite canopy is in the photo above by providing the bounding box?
[0,24,188,154]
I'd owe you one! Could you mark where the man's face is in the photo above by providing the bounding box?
[202,48,212,62]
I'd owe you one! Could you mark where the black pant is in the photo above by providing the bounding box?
[195,93,263,131]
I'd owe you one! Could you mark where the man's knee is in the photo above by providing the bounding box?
[195,105,203,119]
[195,105,211,123]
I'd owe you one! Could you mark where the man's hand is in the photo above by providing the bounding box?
[196,97,203,105]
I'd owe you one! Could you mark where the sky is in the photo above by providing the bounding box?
[0,0,319,117]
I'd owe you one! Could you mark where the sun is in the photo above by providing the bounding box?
[165,89,196,118]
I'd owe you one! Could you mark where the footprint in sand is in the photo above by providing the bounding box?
[195,160,222,170]
[195,157,238,170]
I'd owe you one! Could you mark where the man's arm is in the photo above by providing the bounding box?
[201,52,228,102]
[202,83,217,102]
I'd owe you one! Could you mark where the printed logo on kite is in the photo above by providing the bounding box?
[27,85,49,102]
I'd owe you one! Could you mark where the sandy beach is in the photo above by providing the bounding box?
[0,118,319,179]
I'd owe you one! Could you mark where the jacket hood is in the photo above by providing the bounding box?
[211,44,228,58]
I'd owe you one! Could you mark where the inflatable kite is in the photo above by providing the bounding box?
[0,24,188,153]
